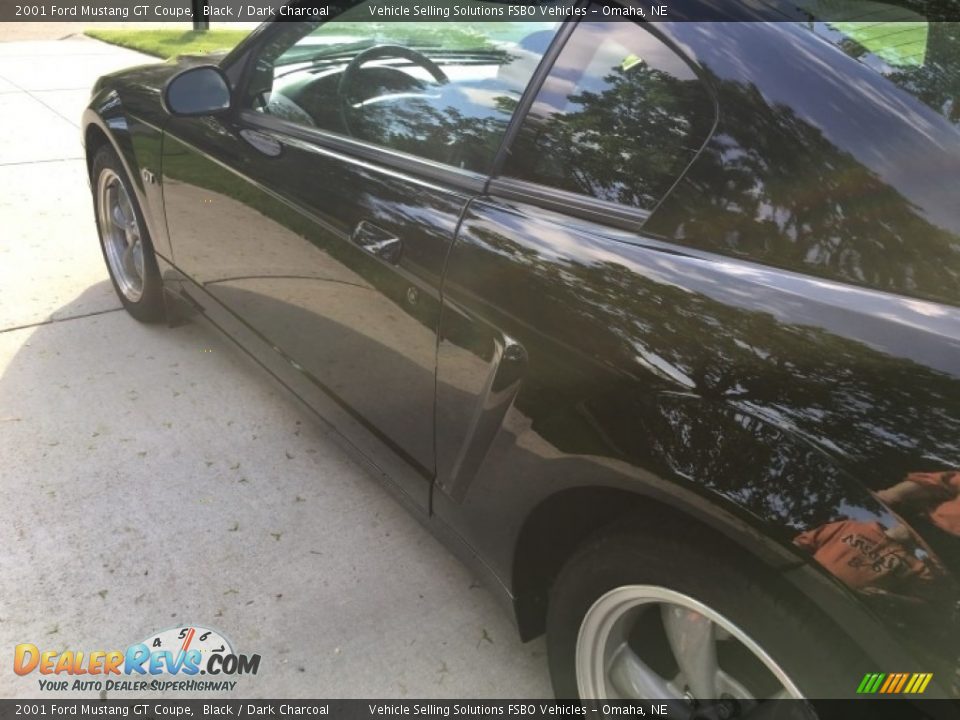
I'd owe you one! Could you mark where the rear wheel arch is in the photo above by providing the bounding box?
[510,482,917,689]
[511,484,817,641]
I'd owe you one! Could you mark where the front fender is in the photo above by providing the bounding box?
[83,63,179,260]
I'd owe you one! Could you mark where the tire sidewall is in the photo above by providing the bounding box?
[546,529,862,700]
[91,146,164,323]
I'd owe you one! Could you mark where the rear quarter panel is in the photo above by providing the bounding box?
[434,194,960,687]
[431,21,960,684]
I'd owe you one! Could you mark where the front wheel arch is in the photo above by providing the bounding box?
[84,123,113,181]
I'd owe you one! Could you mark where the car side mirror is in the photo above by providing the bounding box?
[163,65,232,117]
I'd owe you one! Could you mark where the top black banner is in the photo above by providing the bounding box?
[2,0,960,23]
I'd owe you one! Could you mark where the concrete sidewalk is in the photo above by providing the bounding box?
[0,37,551,698]
[0,36,153,330]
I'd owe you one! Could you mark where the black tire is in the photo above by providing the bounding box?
[91,145,165,323]
[546,523,867,700]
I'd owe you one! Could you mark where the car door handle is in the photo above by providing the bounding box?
[351,221,403,264]
[239,128,283,157]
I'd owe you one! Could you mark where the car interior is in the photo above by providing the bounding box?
[251,26,559,170]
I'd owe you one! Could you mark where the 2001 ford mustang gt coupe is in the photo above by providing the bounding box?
[83,0,960,705]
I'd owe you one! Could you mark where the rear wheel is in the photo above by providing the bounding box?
[91,146,164,322]
[546,525,863,708]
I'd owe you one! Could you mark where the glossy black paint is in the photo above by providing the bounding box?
[648,21,960,306]
[163,65,232,116]
[83,13,960,696]
[159,110,472,503]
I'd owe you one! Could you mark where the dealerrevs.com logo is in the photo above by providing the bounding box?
[14,625,261,692]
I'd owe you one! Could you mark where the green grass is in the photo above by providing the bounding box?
[84,29,250,59]
[830,22,929,67]
[84,20,541,62]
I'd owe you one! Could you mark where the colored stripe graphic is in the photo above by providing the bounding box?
[904,674,920,693]
[879,674,896,693]
[893,673,909,693]
[856,672,933,694]
[857,673,886,695]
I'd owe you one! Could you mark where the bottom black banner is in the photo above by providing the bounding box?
[1,700,959,720]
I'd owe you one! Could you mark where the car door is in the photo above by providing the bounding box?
[160,7,561,507]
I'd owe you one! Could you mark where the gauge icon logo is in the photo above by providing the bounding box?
[131,625,260,676]
[141,625,234,669]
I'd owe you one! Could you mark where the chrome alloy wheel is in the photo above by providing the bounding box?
[98,168,144,302]
[576,585,803,712]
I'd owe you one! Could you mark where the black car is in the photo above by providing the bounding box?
[83,0,960,703]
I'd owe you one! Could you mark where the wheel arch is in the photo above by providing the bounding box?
[510,483,794,641]
[84,122,113,179]
[82,102,142,189]
[82,97,172,260]
[508,480,925,680]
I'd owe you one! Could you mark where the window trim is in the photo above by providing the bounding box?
[240,109,489,194]
[490,2,720,229]
[487,8,584,182]
[227,3,579,187]
[488,176,650,230]
[224,1,717,233]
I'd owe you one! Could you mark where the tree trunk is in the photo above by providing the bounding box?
[192,0,210,30]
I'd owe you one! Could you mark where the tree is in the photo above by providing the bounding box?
[192,0,209,30]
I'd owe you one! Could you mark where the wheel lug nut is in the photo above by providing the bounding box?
[717,695,737,719]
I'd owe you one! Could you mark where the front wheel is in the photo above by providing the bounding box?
[91,146,164,322]
[546,525,864,706]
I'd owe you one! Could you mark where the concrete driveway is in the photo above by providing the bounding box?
[0,35,551,699]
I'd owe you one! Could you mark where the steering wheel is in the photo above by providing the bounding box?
[337,44,449,137]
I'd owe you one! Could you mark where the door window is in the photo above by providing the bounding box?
[802,1,960,125]
[501,17,715,210]
[243,3,560,172]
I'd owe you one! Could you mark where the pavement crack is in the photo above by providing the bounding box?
[0,157,85,168]
[1,74,83,128]
[0,307,123,334]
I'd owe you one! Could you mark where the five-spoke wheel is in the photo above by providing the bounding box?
[91,146,164,322]
[98,167,145,302]
[547,524,865,704]
[575,585,801,714]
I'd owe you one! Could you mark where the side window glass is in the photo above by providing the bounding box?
[807,6,960,126]
[243,3,560,173]
[502,17,714,210]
